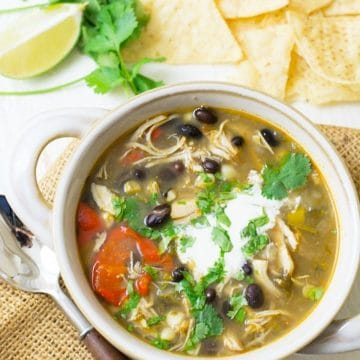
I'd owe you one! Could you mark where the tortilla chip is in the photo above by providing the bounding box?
[227,60,259,88]
[287,11,360,84]
[227,10,287,33]
[289,0,334,14]
[231,24,294,99]
[123,0,242,64]
[217,0,288,19]
[286,53,360,104]
[324,0,360,15]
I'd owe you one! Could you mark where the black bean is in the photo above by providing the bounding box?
[231,135,245,147]
[202,339,218,355]
[245,284,264,309]
[172,160,185,174]
[172,266,186,282]
[242,262,253,276]
[260,128,279,147]
[177,124,203,139]
[133,168,146,180]
[205,288,217,303]
[144,204,171,228]
[222,300,232,317]
[201,158,220,174]
[193,106,217,124]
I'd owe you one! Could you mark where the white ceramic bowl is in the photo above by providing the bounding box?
[5,83,360,359]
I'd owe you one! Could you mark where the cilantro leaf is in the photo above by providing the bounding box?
[55,0,164,95]
[215,206,231,227]
[112,195,126,221]
[151,338,171,350]
[179,235,195,253]
[212,226,233,253]
[115,292,140,319]
[191,216,210,228]
[242,234,269,258]
[147,315,165,327]
[143,265,159,280]
[227,294,247,323]
[262,153,312,200]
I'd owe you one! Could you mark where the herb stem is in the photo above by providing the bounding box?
[118,51,137,95]
[0,75,87,96]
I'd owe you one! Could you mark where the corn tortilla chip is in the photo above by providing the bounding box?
[123,0,242,64]
[227,10,287,33]
[288,11,360,84]
[289,0,334,14]
[324,0,360,15]
[286,53,360,104]
[217,0,288,19]
[231,24,294,99]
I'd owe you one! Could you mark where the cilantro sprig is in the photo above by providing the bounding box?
[262,152,312,200]
[53,0,164,94]
[227,293,247,323]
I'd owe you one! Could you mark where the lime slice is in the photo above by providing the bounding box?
[0,4,84,79]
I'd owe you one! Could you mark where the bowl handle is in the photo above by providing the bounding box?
[5,108,108,247]
[299,315,360,354]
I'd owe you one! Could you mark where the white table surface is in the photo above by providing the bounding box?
[0,2,359,359]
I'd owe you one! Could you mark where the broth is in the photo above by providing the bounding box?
[76,107,337,356]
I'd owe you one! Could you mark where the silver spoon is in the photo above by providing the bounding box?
[0,195,128,360]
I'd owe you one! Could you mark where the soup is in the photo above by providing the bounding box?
[76,107,337,356]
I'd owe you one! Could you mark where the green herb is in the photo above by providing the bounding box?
[115,292,140,319]
[127,324,134,332]
[148,192,159,206]
[179,235,195,253]
[303,285,324,301]
[199,257,226,291]
[212,226,233,253]
[227,294,247,323]
[262,152,312,200]
[191,216,210,228]
[112,196,126,221]
[241,213,270,257]
[186,304,224,350]
[143,265,159,280]
[126,280,134,294]
[242,234,269,258]
[151,337,171,350]
[215,206,231,227]
[147,315,166,327]
[233,270,253,284]
[53,0,164,95]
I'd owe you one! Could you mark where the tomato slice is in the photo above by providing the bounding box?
[91,225,175,305]
[120,149,145,165]
[135,273,152,296]
[91,227,136,306]
[77,203,104,246]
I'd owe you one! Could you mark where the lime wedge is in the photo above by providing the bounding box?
[0,4,84,79]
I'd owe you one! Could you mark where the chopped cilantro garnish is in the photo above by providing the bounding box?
[126,280,134,294]
[179,235,195,253]
[191,216,210,228]
[148,192,159,206]
[212,226,233,253]
[186,304,224,350]
[54,0,164,95]
[143,265,159,280]
[227,294,247,323]
[147,315,166,327]
[115,292,140,319]
[303,285,324,301]
[112,196,126,221]
[215,206,231,227]
[262,152,312,200]
[241,213,270,257]
[151,337,171,350]
[127,324,134,332]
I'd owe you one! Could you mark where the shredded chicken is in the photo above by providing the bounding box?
[91,183,115,214]
[252,259,283,298]
[252,130,274,154]
[277,218,299,251]
[271,223,295,277]
[224,331,244,352]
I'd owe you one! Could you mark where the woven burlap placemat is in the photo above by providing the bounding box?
[0,125,359,360]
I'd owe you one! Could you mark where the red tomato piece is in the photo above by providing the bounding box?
[77,203,104,246]
[91,227,137,306]
[151,127,162,141]
[135,273,152,296]
[120,149,145,165]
